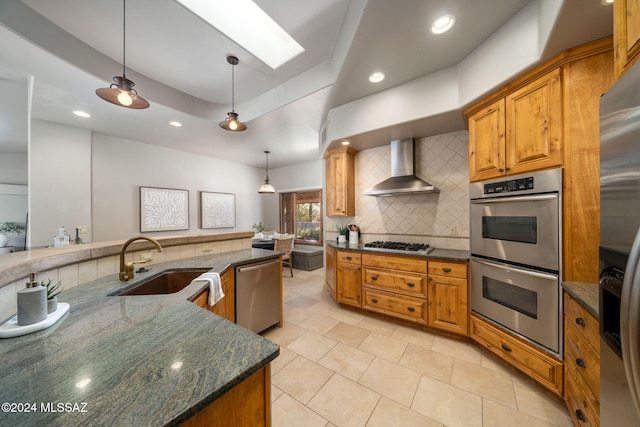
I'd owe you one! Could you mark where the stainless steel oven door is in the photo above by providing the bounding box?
[470,193,559,271]
[470,257,560,354]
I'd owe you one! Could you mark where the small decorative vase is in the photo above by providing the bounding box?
[0,233,9,248]
[338,235,347,244]
[47,297,58,314]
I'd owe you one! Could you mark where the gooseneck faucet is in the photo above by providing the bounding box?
[119,236,163,281]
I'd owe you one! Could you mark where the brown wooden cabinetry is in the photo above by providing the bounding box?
[470,314,563,397]
[466,38,615,283]
[192,268,235,322]
[467,69,563,182]
[336,251,361,307]
[564,292,600,426]
[324,147,355,216]
[427,261,468,335]
[614,0,640,78]
[361,254,428,325]
[325,244,337,298]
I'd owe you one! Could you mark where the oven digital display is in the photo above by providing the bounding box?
[484,176,534,194]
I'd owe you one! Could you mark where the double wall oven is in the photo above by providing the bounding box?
[470,168,562,357]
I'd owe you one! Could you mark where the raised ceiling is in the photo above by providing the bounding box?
[0,0,612,168]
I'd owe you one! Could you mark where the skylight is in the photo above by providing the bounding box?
[175,0,305,69]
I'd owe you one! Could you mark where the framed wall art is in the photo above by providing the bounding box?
[140,186,189,232]
[200,191,235,229]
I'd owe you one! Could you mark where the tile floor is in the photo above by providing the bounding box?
[263,267,573,427]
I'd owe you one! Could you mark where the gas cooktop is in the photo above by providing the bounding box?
[364,241,434,253]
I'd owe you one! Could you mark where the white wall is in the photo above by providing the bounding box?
[30,120,92,248]
[0,154,27,185]
[262,159,323,232]
[27,121,269,246]
[92,133,266,241]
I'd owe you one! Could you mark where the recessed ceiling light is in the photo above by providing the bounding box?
[176,0,304,69]
[73,110,91,118]
[341,141,350,146]
[600,0,613,5]
[430,15,455,34]
[369,72,385,83]
[169,121,182,127]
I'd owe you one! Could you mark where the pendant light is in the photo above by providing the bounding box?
[95,0,150,109]
[219,55,247,131]
[258,151,276,194]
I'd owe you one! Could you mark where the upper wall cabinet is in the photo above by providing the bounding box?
[467,69,563,182]
[324,147,355,216]
[614,0,640,78]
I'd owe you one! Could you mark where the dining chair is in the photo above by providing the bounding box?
[274,237,294,277]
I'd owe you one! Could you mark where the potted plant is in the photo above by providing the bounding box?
[0,221,25,248]
[336,223,348,244]
[41,279,63,313]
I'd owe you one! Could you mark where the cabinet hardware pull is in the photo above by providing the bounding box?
[576,358,586,368]
[575,317,585,326]
[501,343,512,352]
[371,298,378,303]
[575,409,586,422]
[407,283,415,287]
[371,276,378,281]
[346,256,352,260]
[407,307,415,312]
[505,167,511,171]
[498,168,504,173]
[442,267,452,273]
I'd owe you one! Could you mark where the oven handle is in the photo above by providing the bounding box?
[470,194,557,204]
[472,258,558,281]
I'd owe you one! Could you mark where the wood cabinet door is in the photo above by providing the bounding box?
[614,0,640,77]
[468,98,506,182]
[428,275,468,335]
[210,269,234,322]
[324,148,355,216]
[337,262,361,307]
[325,245,337,298]
[505,69,563,175]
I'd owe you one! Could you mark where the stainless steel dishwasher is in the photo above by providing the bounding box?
[235,258,281,333]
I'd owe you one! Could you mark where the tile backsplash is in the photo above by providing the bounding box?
[326,130,469,250]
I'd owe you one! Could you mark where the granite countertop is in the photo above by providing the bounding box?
[0,249,280,427]
[326,241,470,262]
[562,281,599,318]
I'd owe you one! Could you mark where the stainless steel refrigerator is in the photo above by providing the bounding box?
[599,59,640,426]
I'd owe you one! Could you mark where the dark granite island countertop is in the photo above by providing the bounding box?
[0,249,280,427]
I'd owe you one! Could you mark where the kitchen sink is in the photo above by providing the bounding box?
[109,269,210,296]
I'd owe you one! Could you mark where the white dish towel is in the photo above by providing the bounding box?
[191,272,225,306]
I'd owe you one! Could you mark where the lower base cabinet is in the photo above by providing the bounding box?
[470,315,563,397]
[183,365,271,427]
[192,269,235,322]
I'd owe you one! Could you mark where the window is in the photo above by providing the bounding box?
[280,190,323,245]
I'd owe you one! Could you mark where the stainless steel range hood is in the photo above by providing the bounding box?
[363,138,439,196]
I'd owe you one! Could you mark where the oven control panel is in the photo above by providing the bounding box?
[484,176,534,194]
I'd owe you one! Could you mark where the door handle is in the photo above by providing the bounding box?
[407,307,415,312]
[575,317,586,327]
[371,276,378,281]
[346,256,352,260]
[442,267,452,273]
[471,194,558,204]
[472,257,558,281]
[371,298,378,303]
[501,343,512,352]
[406,282,415,287]
[576,358,586,368]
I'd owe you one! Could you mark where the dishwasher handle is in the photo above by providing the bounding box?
[236,259,281,273]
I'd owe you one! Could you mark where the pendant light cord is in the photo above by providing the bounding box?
[122,0,127,78]
[231,60,236,113]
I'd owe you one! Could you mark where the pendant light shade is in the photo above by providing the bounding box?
[258,151,275,194]
[219,55,247,131]
[96,0,149,109]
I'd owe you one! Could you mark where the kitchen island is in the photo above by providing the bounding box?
[0,249,280,426]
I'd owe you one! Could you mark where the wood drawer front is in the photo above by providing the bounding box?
[565,323,600,399]
[428,261,467,279]
[566,364,600,427]
[470,315,563,396]
[362,267,427,297]
[337,251,361,264]
[564,293,600,354]
[362,254,427,273]
[362,288,428,325]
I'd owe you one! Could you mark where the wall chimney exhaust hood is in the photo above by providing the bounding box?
[363,138,439,196]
